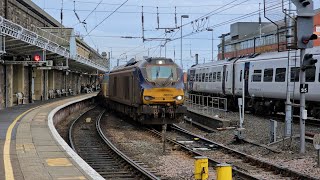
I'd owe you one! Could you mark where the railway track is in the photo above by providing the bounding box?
[268,113,320,127]
[69,106,159,180]
[148,124,317,180]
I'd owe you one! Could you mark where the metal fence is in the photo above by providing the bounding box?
[185,94,228,118]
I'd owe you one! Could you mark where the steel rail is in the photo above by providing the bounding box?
[96,112,160,180]
[146,128,258,180]
[171,124,317,180]
[68,106,96,152]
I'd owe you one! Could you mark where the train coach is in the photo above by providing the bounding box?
[100,57,187,124]
[188,48,320,118]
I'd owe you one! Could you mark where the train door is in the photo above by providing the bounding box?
[188,69,195,92]
[244,62,250,96]
[222,65,227,95]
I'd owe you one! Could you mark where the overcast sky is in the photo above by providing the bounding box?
[32,0,320,70]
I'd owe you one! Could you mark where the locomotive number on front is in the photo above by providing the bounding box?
[164,94,173,96]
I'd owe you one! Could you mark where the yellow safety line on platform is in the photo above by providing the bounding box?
[3,107,39,180]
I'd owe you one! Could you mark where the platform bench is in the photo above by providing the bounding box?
[68,88,74,96]
[48,89,55,99]
[55,89,62,98]
[61,89,68,96]
[16,92,27,105]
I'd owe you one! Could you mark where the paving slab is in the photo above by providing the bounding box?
[0,93,100,180]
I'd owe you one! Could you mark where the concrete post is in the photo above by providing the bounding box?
[43,70,48,100]
[34,69,43,100]
[5,64,13,107]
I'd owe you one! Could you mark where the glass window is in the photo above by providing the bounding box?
[240,70,242,82]
[209,73,213,82]
[213,72,216,82]
[147,65,177,81]
[264,68,273,82]
[252,70,262,82]
[205,73,209,82]
[290,67,300,82]
[226,71,228,82]
[202,73,205,82]
[306,67,316,82]
[275,68,286,82]
[217,72,221,82]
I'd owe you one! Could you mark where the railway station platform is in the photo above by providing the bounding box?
[0,93,102,180]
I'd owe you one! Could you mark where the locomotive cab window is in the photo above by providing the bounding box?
[275,68,286,82]
[263,68,273,82]
[252,69,262,82]
[146,65,178,82]
[306,66,316,82]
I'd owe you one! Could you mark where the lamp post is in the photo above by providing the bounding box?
[180,15,189,69]
[207,28,214,61]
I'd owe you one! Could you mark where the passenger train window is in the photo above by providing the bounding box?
[217,72,221,82]
[205,73,209,82]
[209,73,213,82]
[240,70,242,82]
[202,74,205,82]
[290,67,299,82]
[213,72,216,82]
[252,70,262,82]
[275,68,286,82]
[263,69,273,82]
[306,66,316,82]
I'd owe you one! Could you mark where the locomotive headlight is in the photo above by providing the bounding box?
[144,96,154,101]
[176,95,183,101]
[156,60,164,65]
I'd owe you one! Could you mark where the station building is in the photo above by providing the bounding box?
[217,9,320,60]
[0,0,109,109]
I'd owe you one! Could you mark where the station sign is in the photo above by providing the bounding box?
[300,84,308,93]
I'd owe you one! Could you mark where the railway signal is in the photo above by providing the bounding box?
[31,51,44,62]
[292,0,317,154]
[301,54,318,71]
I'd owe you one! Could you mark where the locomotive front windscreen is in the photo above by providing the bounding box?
[145,65,178,82]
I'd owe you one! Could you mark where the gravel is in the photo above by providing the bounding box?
[100,114,216,180]
[181,108,320,179]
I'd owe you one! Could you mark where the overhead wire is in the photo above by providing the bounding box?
[65,0,262,8]
[168,1,287,42]
[83,0,103,22]
[84,0,129,37]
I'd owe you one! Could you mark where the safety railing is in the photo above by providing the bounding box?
[185,93,228,118]
[0,15,107,72]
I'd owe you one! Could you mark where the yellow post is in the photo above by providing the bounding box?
[194,156,209,180]
[216,163,232,180]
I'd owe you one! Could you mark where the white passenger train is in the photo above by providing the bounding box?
[187,48,320,118]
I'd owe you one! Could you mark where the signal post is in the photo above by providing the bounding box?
[292,0,318,153]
